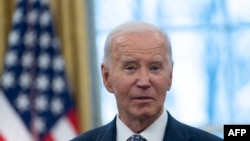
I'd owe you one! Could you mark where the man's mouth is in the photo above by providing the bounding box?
[132,96,154,102]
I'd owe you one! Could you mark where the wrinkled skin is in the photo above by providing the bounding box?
[101,32,173,133]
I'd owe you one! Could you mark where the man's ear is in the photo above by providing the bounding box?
[167,65,173,91]
[101,64,114,93]
[167,70,173,91]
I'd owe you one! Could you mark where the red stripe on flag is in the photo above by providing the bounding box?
[67,108,80,134]
[43,133,54,141]
[0,134,5,141]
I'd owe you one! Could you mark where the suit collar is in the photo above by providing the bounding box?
[103,112,187,141]
[99,116,117,141]
[163,111,194,141]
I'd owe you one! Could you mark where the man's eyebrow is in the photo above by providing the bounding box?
[120,57,138,62]
[151,57,165,63]
[150,61,164,65]
[120,60,137,65]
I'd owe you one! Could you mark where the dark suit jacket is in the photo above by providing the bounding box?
[71,112,223,141]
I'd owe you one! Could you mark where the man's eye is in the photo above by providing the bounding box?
[150,66,160,71]
[125,66,135,70]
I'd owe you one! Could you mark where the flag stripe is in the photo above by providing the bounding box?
[67,108,80,133]
[51,115,77,141]
[43,133,54,141]
[0,93,32,141]
[0,133,6,141]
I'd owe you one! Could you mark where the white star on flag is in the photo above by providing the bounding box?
[16,93,30,112]
[13,8,23,24]
[19,72,31,89]
[40,32,51,48]
[2,72,15,88]
[5,51,18,67]
[22,51,33,68]
[8,30,20,46]
[38,53,50,69]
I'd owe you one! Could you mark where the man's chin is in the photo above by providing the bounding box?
[130,107,163,119]
[131,110,157,119]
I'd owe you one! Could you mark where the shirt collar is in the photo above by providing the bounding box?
[116,110,168,141]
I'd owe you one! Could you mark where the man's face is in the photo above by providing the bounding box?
[102,32,173,121]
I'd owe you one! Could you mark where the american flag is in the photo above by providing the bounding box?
[0,0,79,140]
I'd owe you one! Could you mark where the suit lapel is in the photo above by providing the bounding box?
[99,116,117,141]
[163,112,183,141]
[105,113,185,141]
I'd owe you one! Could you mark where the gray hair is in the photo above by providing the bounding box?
[103,21,173,66]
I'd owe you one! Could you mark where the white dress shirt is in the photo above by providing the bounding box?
[116,110,168,141]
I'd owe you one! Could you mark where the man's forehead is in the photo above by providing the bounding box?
[113,52,168,64]
[112,44,168,58]
[111,33,167,51]
[119,55,166,61]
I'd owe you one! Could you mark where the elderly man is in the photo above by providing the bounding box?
[71,21,223,141]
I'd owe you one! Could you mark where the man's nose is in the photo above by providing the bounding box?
[136,68,151,89]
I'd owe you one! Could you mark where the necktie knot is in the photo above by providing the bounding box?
[127,134,147,141]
